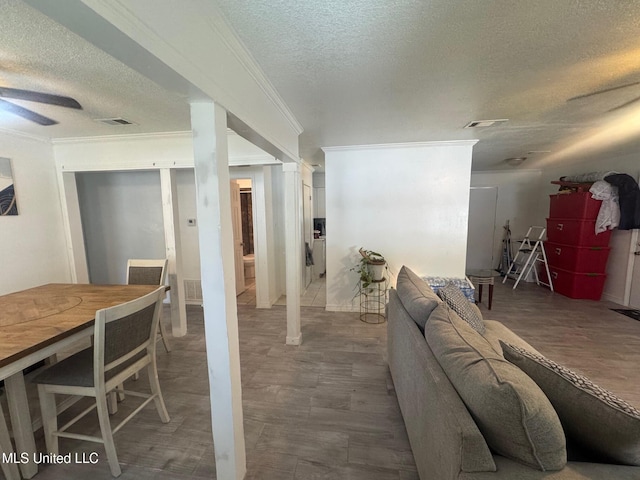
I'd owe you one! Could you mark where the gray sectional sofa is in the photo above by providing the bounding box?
[387,266,640,479]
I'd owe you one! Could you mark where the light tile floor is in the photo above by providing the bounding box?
[236,277,257,305]
[275,277,326,308]
[236,274,327,309]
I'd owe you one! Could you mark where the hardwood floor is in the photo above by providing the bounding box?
[480,279,640,405]
[6,278,640,479]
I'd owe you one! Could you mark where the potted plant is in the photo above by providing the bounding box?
[353,248,387,289]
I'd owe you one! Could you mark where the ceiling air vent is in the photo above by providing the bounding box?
[95,117,136,126]
[464,119,508,128]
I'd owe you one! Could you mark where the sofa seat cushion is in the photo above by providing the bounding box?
[502,341,640,466]
[424,303,566,471]
[395,265,441,330]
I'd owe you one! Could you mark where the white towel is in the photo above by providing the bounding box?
[589,180,620,234]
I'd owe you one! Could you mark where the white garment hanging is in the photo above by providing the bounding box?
[589,180,620,234]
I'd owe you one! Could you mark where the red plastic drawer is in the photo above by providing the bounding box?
[549,192,601,220]
[544,242,610,273]
[546,218,612,247]
[541,266,606,300]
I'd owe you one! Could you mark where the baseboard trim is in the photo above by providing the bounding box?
[602,292,625,306]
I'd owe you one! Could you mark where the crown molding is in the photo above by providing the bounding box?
[52,131,193,145]
[471,168,543,175]
[0,127,52,144]
[322,140,479,152]
[202,7,303,135]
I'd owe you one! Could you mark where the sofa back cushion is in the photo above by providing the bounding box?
[395,266,441,330]
[436,282,486,334]
[424,303,567,471]
[502,341,640,466]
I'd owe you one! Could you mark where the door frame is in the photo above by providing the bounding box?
[230,167,274,308]
[466,186,499,271]
[624,228,640,307]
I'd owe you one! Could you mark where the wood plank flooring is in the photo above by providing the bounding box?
[4,278,640,479]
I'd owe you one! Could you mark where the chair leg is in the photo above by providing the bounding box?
[37,385,59,455]
[107,391,118,415]
[158,312,172,353]
[95,394,121,477]
[115,383,125,402]
[147,364,170,423]
[0,399,21,480]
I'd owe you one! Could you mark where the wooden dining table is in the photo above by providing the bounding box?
[0,283,161,479]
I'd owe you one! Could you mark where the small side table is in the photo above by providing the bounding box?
[359,278,388,324]
[466,269,501,310]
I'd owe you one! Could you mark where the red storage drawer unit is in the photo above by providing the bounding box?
[549,192,601,220]
[541,266,607,300]
[546,218,612,247]
[544,242,611,273]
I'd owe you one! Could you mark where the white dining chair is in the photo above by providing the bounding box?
[32,286,170,477]
[126,259,171,353]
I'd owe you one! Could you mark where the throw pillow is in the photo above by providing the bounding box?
[425,304,566,471]
[501,341,640,466]
[395,266,441,330]
[437,282,486,334]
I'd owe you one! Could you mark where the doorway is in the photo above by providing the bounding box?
[629,234,640,309]
[230,180,246,296]
[466,187,498,270]
[303,183,312,290]
[233,178,259,306]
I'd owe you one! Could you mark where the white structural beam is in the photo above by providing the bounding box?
[283,163,302,345]
[190,101,246,480]
[160,169,188,337]
[27,0,302,162]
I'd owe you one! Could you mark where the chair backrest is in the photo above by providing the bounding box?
[126,259,168,286]
[93,286,165,388]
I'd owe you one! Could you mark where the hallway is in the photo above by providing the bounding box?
[236,277,327,309]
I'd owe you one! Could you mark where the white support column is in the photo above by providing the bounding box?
[57,170,89,283]
[160,168,187,337]
[263,167,278,306]
[249,168,271,309]
[283,162,302,345]
[190,101,246,480]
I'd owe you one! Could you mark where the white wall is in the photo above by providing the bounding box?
[0,132,70,294]
[324,141,476,311]
[470,170,544,269]
[539,153,640,305]
[76,170,166,284]
[313,172,326,219]
[176,169,201,279]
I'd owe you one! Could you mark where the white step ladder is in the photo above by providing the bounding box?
[502,226,554,291]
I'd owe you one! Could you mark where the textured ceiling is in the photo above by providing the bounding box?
[214,0,640,170]
[0,0,191,138]
[3,1,640,172]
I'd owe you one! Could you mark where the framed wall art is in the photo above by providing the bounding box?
[0,157,18,215]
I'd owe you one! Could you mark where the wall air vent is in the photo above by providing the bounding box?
[464,119,508,128]
[94,117,136,126]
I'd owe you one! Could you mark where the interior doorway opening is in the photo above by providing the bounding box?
[233,178,259,306]
[238,178,255,289]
